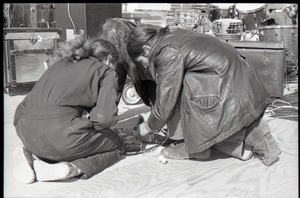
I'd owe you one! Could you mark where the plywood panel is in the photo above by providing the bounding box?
[3,78,298,198]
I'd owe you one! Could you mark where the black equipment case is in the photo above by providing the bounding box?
[3,28,61,95]
[228,41,286,98]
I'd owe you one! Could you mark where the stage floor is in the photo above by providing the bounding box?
[3,75,298,198]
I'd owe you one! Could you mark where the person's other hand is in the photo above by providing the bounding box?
[138,122,152,136]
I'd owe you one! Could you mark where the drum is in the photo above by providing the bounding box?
[209,3,235,19]
[213,19,243,40]
[122,82,141,105]
[236,3,267,30]
[259,25,298,64]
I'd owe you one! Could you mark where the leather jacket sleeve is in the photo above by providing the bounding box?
[147,45,185,131]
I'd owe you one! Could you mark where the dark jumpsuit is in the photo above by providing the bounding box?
[13,58,123,179]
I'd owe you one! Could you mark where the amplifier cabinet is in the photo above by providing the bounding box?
[3,28,61,95]
[228,41,286,98]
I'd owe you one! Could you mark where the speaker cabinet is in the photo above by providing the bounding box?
[228,41,286,98]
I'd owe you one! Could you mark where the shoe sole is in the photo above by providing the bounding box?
[162,148,211,161]
[13,146,35,184]
[241,147,254,161]
[33,160,70,182]
[163,155,211,161]
[190,149,211,161]
[163,155,191,160]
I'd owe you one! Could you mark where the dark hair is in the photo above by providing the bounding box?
[127,24,170,61]
[126,24,170,84]
[53,36,118,66]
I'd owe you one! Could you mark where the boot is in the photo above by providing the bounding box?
[13,146,36,184]
[34,160,82,182]
[160,142,211,160]
[245,128,281,166]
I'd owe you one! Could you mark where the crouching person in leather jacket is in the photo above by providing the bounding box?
[127,24,281,166]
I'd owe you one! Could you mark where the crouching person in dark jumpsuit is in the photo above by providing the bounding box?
[127,24,281,166]
[13,36,125,183]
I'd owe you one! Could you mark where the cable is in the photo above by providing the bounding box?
[67,3,77,35]
[142,128,170,157]
[265,99,298,117]
[272,99,298,108]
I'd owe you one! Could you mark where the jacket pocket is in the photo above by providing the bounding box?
[191,95,220,111]
[185,72,221,111]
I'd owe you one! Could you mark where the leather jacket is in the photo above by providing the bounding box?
[146,29,271,153]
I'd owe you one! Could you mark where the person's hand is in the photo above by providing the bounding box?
[138,121,152,136]
[81,111,90,119]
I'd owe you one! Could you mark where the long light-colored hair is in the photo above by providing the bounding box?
[98,18,136,66]
[53,35,119,66]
